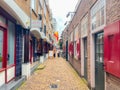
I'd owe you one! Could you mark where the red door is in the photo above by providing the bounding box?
[0,27,7,71]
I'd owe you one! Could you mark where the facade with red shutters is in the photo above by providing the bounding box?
[62,0,120,90]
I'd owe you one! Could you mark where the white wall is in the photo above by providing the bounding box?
[0,71,5,87]
[7,66,15,82]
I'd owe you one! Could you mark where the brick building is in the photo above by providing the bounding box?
[62,0,120,90]
[0,0,55,89]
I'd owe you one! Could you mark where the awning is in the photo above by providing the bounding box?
[30,28,46,39]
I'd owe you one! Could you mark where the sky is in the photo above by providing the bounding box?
[49,0,79,37]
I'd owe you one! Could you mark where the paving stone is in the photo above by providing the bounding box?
[18,58,89,90]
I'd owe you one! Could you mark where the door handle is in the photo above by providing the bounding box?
[7,54,10,60]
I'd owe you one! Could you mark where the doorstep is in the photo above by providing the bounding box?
[0,75,26,90]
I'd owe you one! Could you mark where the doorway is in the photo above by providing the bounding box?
[66,40,68,61]
[84,38,87,81]
[95,32,105,90]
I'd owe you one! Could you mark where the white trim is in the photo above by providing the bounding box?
[81,34,88,38]
[40,56,44,63]
[30,28,46,39]
[90,34,95,88]
[7,66,15,82]
[22,63,30,79]
[0,71,5,87]
[81,38,84,76]
[91,25,105,34]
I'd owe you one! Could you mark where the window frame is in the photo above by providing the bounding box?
[91,0,106,32]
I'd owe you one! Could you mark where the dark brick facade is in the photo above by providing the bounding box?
[15,25,23,78]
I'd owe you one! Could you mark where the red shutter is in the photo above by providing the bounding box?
[77,39,80,59]
[104,20,120,78]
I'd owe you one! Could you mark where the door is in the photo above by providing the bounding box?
[84,38,87,81]
[0,30,3,68]
[95,32,104,90]
[66,40,68,61]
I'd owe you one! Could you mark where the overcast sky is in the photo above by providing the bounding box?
[49,0,78,37]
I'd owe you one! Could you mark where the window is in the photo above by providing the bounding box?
[70,32,73,42]
[74,25,79,41]
[0,15,6,24]
[0,30,3,68]
[74,25,79,59]
[44,3,47,17]
[95,32,104,63]
[91,0,105,30]
[31,0,36,11]
[44,25,46,36]
[8,21,15,66]
[81,15,88,36]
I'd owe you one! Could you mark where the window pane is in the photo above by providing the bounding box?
[0,30,3,68]
[91,0,105,30]
[101,7,104,25]
[8,21,15,65]
[96,45,99,53]
[100,45,103,53]
[0,15,6,24]
[99,54,103,63]
[95,54,99,62]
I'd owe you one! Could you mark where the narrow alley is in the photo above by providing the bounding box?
[0,0,120,90]
[18,57,89,90]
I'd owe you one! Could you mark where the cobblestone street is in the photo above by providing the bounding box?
[18,57,89,90]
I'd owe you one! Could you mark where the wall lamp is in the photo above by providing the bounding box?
[64,21,71,26]
[66,12,76,18]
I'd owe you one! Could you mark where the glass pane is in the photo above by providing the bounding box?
[0,30,3,68]
[95,54,99,62]
[8,21,15,65]
[96,45,100,53]
[99,54,103,63]
[0,15,6,24]
[101,7,104,25]
[96,11,100,27]
[100,45,103,53]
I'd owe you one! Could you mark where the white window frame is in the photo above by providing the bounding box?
[90,0,106,34]
[81,14,88,38]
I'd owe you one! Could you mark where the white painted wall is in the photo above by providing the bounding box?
[40,56,44,63]
[22,63,30,79]
[46,54,48,59]
[7,66,15,82]
[81,38,84,76]
[0,71,5,87]
[90,34,95,88]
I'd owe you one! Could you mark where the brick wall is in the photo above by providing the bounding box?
[64,0,120,89]
[106,0,120,25]
[15,0,38,20]
[105,0,120,90]
[68,0,96,87]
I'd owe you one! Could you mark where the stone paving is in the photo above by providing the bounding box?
[18,57,89,90]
